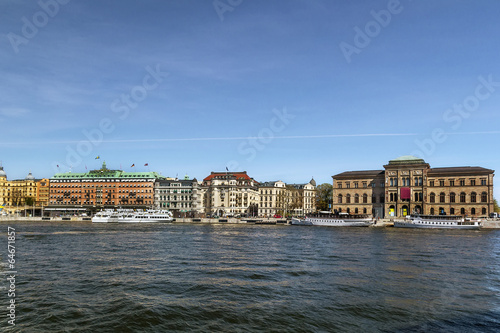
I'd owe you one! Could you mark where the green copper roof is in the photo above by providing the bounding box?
[388,155,426,165]
[51,169,164,180]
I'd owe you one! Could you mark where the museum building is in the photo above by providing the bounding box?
[332,156,495,218]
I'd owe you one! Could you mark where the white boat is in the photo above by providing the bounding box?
[92,209,173,223]
[394,214,482,229]
[92,209,119,223]
[291,212,373,227]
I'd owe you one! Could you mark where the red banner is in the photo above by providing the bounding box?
[400,187,411,200]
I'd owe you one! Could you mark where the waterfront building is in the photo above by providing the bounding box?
[202,171,259,217]
[154,175,204,217]
[258,180,287,217]
[332,156,495,218]
[258,179,317,217]
[0,165,39,215]
[48,162,164,214]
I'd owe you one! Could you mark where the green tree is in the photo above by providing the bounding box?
[494,198,500,212]
[316,183,333,212]
[25,197,35,206]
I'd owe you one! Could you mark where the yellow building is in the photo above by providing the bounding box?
[0,166,38,215]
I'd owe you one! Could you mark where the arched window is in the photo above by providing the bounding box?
[440,192,445,203]
[354,194,359,203]
[414,177,419,186]
[481,192,487,203]
[430,208,435,215]
[415,192,419,201]
[355,208,359,214]
[406,177,410,186]
[390,193,393,202]
[363,194,368,203]
[363,208,367,214]
[471,208,476,215]
[471,192,476,203]
[347,208,350,214]
[460,192,466,203]
[338,194,342,203]
[461,208,465,215]
[450,192,456,203]
[430,192,435,203]
[450,208,455,215]
[346,194,351,204]
[482,207,487,215]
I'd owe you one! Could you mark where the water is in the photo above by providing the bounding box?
[1,221,500,332]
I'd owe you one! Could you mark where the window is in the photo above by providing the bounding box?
[372,195,376,203]
[440,180,445,187]
[481,192,487,203]
[450,192,456,203]
[354,182,359,189]
[338,194,342,204]
[346,183,350,189]
[471,208,476,215]
[414,177,419,186]
[363,208,367,214]
[430,192,435,203]
[346,194,351,204]
[355,208,359,214]
[449,180,455,187]
[380,195,384,203]
[363,182,367,188]
[440,192,445,203]
[338,183,342,189]
[429,180,434,187]
[354,194,359,203]
[450,208,455,215]
[461,208,465,215]
[471,192,477,203]
[430,208,435,215]
[363,194,368,203]
[481,179,487,186]
[471,179,476,186]
[460,179,465,186]
[460,192,466,203]
[482,207,487,215]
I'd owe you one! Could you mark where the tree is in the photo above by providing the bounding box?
[316,183,333,212]
[494,198,500,212]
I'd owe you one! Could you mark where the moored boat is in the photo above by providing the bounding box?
[92,209,173,223]
[394,214,481,229]
[291,212,373,227]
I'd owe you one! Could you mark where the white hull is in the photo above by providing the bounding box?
[92,209,173,223]
[394,215,481,230]
[292,217,372,227]
[394,221,481,230]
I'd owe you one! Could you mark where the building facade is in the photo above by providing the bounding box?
[332,170,385,217]
[0,166,39,215]
[48,162,163,213]
[202,171,260,217]
[258,179,317,217]
[155,175,204,217]
[332,156,495,218]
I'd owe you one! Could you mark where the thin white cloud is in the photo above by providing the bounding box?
[0,107,30,117]
[1,131,499,146]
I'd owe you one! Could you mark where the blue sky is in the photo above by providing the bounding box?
[0,0,499,199]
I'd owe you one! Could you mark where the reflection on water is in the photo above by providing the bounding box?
[0,222,499,332]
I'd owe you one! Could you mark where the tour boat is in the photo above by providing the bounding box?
[291,212,373,227]
[92,209,119,223]
[92,209,173,223]
[393,214,482,229]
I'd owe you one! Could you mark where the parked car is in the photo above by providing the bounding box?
[273,214,282,218]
